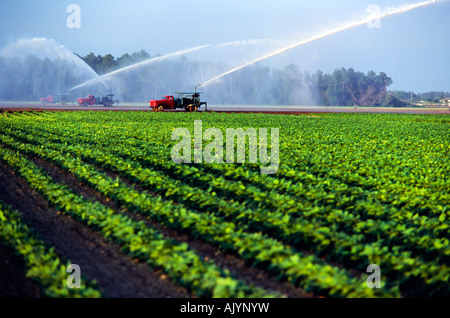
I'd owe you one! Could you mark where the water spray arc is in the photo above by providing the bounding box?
[68,45,211,92]
[0,37,111,93]
[198,0,444,88]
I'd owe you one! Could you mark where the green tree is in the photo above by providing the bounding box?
[82,53,98,72]
[101,54,117,73]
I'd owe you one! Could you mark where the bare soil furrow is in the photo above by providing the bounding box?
[0,159,191,298]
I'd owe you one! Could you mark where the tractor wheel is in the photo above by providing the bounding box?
[83,102,88,107]
[186,105,195,112]
[157,105,164,112]
[194,106,198,112]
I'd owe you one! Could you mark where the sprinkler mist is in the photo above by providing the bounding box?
[0,37,110,92]
[198,0,443,89]
[68,45,211,92]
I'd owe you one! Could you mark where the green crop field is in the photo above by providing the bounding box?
[0,110,448,298]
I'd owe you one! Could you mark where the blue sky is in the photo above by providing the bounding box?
[0,0,449,92]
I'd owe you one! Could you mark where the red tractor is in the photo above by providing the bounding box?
[149,87,207,112]
[40,95,55,104]
[40,94,70,105]
[77,93,119,107]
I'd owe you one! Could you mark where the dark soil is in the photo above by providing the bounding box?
[0,160,191,298]
[0,243,43,298]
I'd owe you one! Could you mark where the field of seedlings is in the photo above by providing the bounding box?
[0,110,448,298]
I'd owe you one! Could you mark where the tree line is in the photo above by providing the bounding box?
[390,90,450,104]
[1,49,448,106]
[74,50,152,76]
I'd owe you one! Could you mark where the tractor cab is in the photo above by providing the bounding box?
[174,87,207,112]
[40,94,71,105]
[100,93,119,107]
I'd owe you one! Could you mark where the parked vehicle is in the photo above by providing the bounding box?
[77,93,119,107]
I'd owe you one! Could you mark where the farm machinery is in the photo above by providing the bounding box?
[77,93,119,107]
[149,85,207,112]
[40,94,71,105]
